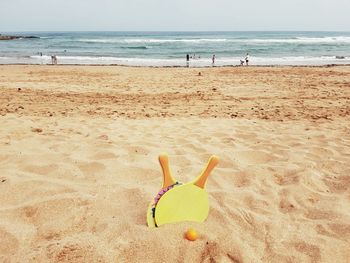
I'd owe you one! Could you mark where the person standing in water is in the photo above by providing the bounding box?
[245,53,250,66]
[212,54,216,66]
[51,55,57,65]
[39,52,43,65]
[186,54,190,67]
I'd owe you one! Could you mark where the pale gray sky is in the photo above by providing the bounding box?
[1,0,349,31]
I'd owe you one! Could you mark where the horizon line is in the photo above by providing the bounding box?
[1,30,350,33]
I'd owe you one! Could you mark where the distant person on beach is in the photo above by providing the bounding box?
[245,53,249,66]
[186,54,190,67]
[212,54,216,66]
[51,55,57,65]
[39,52,43,64]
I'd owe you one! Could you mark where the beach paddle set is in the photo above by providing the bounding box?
[147,154,219,227]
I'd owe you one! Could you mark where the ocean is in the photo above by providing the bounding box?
[0,31,350,66]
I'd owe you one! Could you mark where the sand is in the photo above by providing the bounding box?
[0,65,350,262]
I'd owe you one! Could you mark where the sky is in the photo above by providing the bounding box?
[1,0,350,31]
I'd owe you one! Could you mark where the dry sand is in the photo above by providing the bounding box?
[0,65,350,262]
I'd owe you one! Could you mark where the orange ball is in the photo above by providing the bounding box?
[185,229,198,241]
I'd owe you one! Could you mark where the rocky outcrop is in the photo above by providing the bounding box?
[0,34,39,40]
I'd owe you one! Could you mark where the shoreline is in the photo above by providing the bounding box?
[1,63,350,68]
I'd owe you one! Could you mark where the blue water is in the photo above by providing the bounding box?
[1,31,350,66]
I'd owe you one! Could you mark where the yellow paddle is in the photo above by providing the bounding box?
[147,154,219,227]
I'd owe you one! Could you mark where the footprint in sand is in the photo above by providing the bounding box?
[46,242,105,262]
[91,151,118,160]
[231,171,251,187]
[322,175,350,194]
[127,146,150,156]
[21,163,59,175]
[78,162,106,176]
[299,170,330,193]
[290,241,321,262]
[316,223,350,242]
[273,168,303,186]
[278,189,297,214]
[328,223,350,239]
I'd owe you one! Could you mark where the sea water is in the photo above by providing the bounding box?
[0,31,349,66]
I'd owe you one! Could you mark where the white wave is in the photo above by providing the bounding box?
[246,36,350,44]
[77,39,122,43]
[31,55,53,59]
[77,38,228,44]
[2,55,349,66]
[75,36,350,44]
[129,38,227,43]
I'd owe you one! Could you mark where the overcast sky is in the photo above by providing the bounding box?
[1,0,349,31]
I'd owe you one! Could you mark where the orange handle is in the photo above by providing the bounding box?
[159,154,176,189]
[194,156,219,189]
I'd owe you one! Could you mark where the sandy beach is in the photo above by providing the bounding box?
[0,65,350,262]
